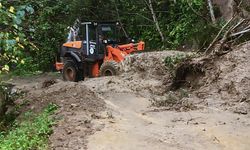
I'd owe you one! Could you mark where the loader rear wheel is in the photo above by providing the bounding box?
[63,60,84,82]
[100,61,119,76]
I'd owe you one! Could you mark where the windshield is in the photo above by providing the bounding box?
[100,25,117,40]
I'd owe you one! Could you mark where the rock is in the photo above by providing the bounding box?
[70,104,78,108]
[232,103,248,115]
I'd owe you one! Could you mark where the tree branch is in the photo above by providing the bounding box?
[205,17,235,54]
[187,0,209,22]
[230,28,250,37]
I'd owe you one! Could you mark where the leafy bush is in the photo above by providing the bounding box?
[164,0,205,47]
[0,1,68,74]
[0,2,38,74]
[165,54,187,70]
[0,103,58,150]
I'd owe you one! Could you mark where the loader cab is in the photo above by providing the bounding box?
[79,21,121,61]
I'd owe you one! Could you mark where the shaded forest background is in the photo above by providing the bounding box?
[0,0,250,73]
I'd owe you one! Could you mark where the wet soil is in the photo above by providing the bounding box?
[6,44,250,150]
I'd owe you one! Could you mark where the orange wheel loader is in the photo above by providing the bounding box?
[55,21,145,82]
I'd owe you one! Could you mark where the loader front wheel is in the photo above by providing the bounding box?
[100,61,119,76]
[63,60,84,82]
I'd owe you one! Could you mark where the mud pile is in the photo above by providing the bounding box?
[108,44,250,113]
[120,51,185,80]
[83,51,197,111]
[17,81,105,150]
[191,42,250,113]
[84,51,186,99]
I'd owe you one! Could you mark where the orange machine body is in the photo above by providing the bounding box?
[55,62,64,70]
[56,40,145,77]
[56,41,82,70]
[104,41,145,62]
[63,41,82,49]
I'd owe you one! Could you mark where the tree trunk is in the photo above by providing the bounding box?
[0,86,7,121]
[147,0,165,43]
[114,0,128,38]
[207,0,216,24]
[0,84,14,122]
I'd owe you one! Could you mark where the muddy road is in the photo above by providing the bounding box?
[7,48,250,150]
[88,92,250,150]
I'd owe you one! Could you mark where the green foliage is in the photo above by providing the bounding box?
[113,0,209,49]
[0,4,28,71]
[23,0,70,71]
[0,0,216,74]
[165,54,187,70]
[0,103,58,150]
[164,0,205,47]
[0,2,38,74]
[164,53,200,78]
[0,1,69,74]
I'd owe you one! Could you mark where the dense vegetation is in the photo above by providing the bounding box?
[0,0,217,74]
[0,103,57,150]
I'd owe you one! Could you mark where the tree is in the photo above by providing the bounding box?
[207,0,216,24]
[145,0,165,42]
[0,0,215,73]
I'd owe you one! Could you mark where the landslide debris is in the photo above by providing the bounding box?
[83,51,195,111]
[84,51,186,96]
[201,42,250,112]
[15,81,105,150]
[5,43,250,150]
[84,43,250,113]
[171,42,250,113]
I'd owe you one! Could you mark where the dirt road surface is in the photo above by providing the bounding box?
[7,48,250,150]
[87,91,250,150]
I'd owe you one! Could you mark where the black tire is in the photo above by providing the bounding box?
[63,60,84,82]
[100,61,120,76]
